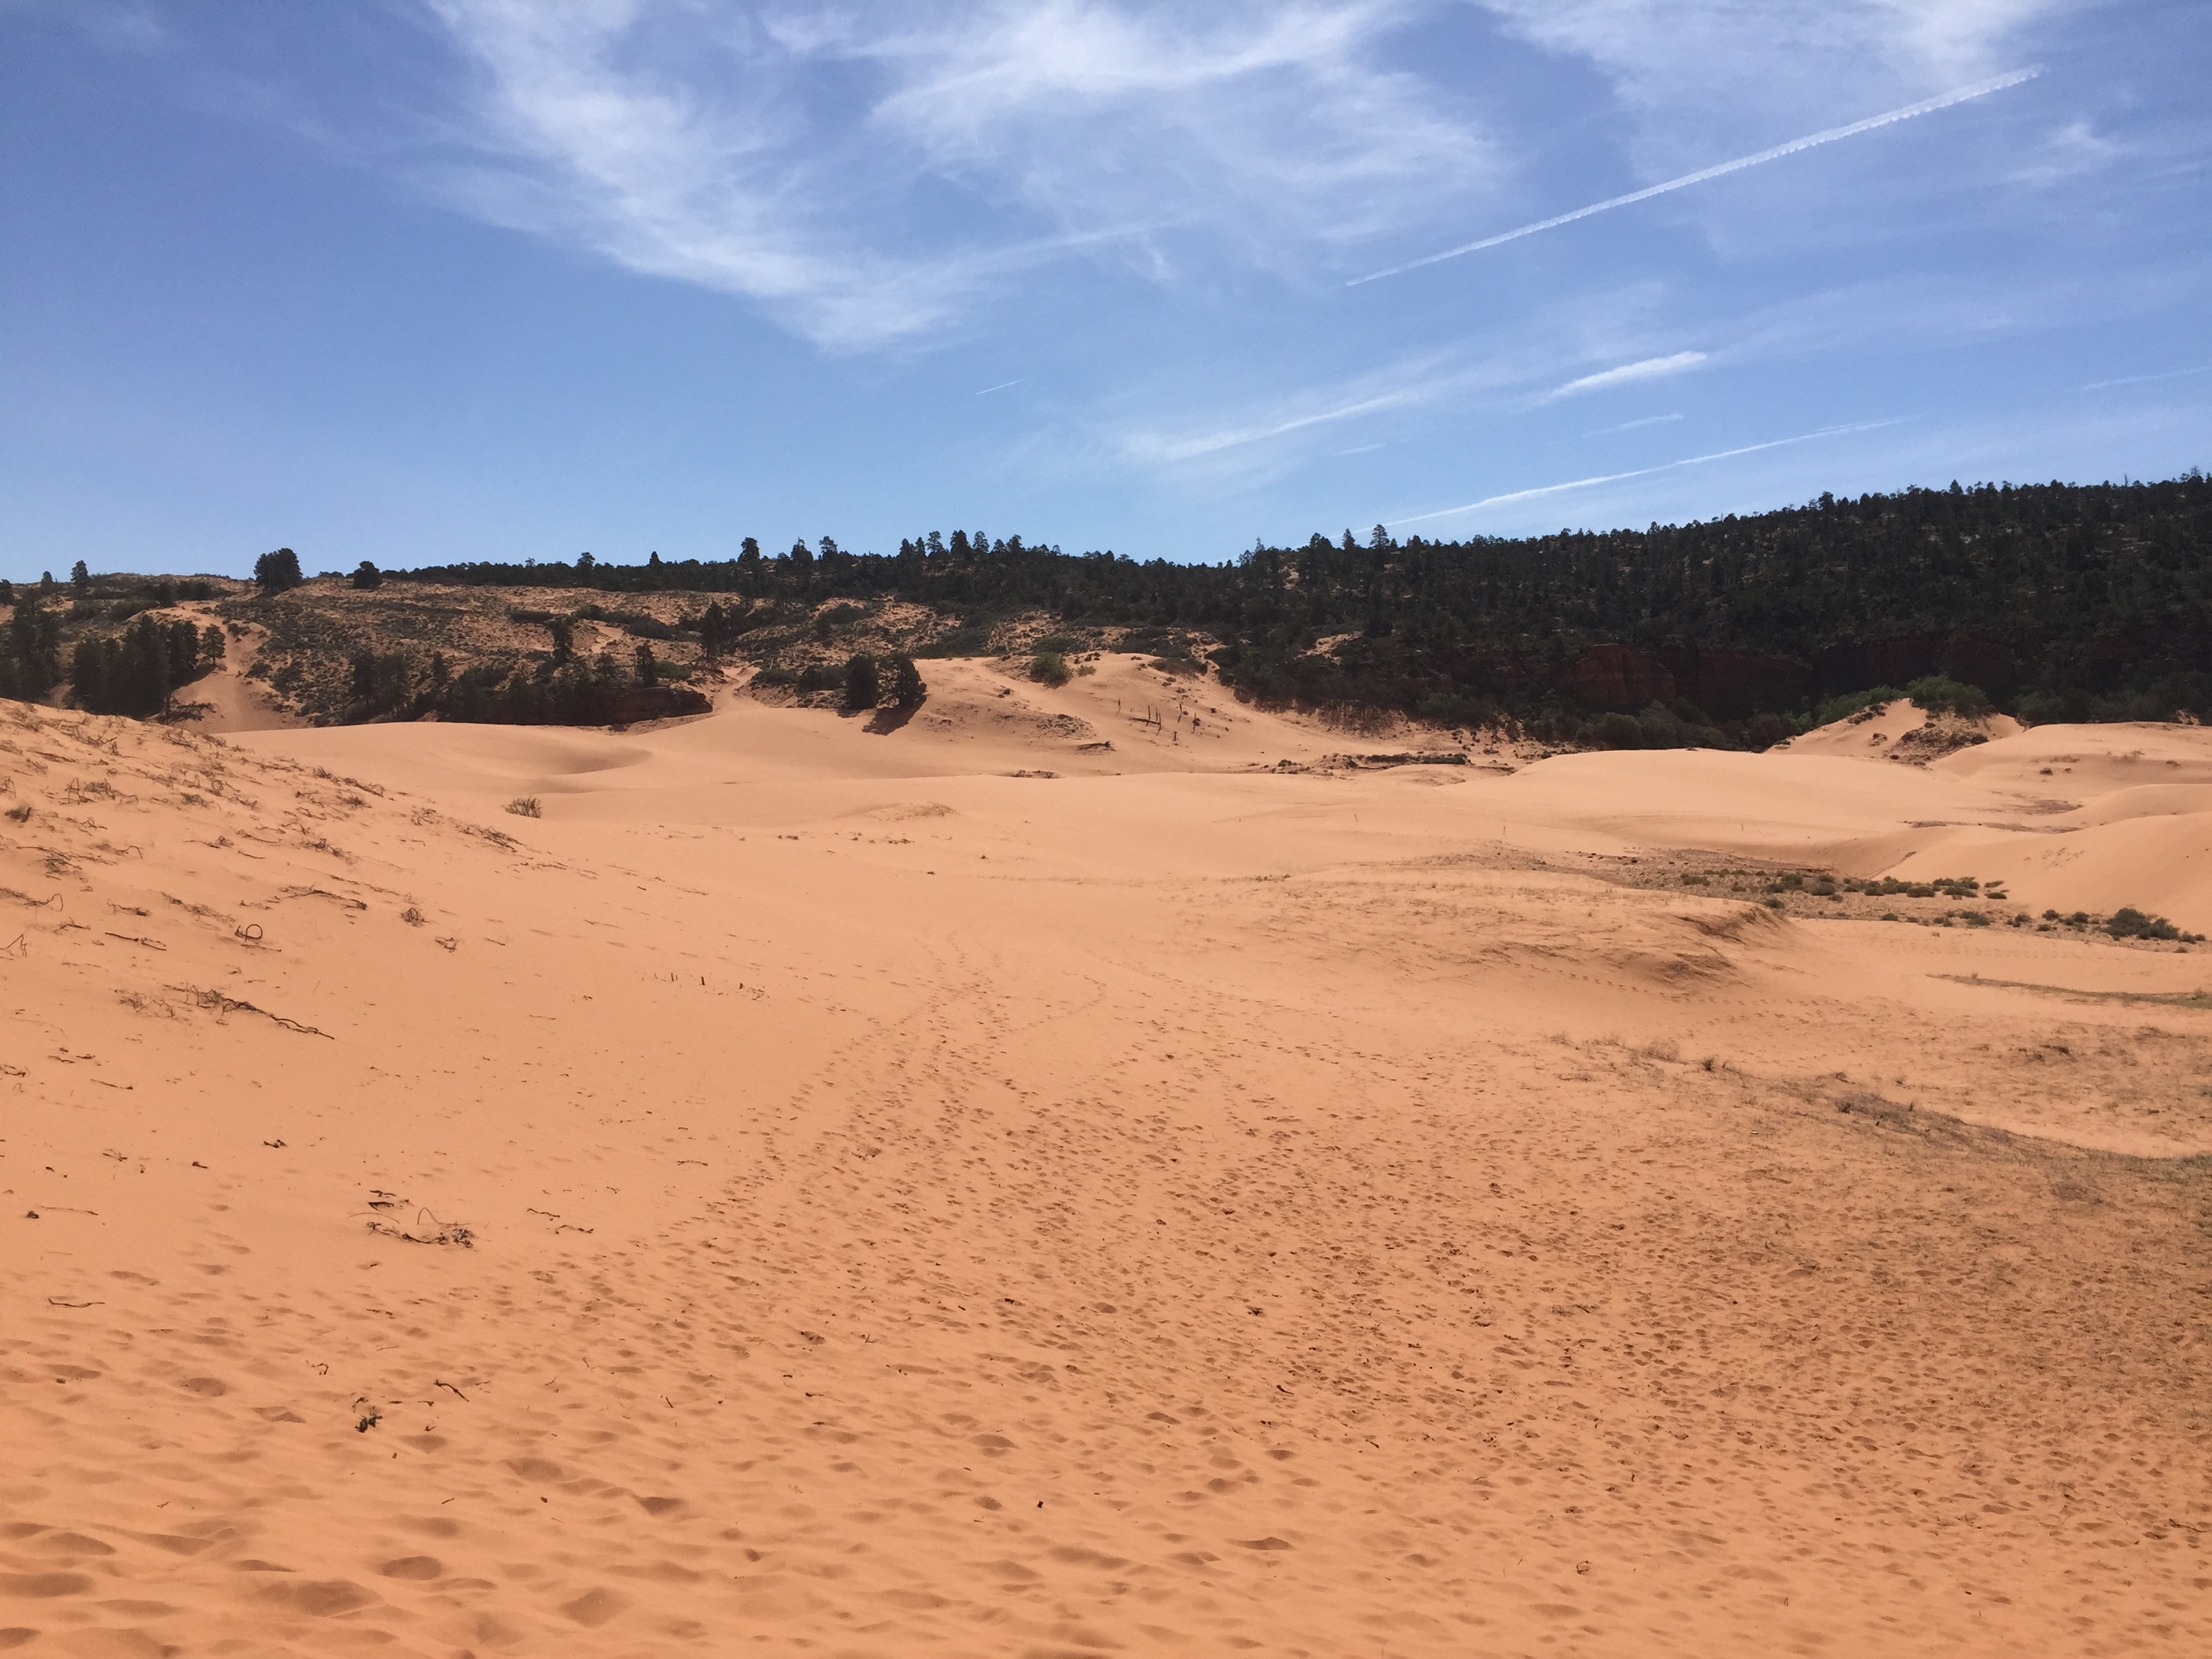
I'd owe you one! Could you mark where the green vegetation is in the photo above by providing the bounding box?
[844,652,881,711]
[1030,650,1071,687]
[0,598,61,703]
[2106,907,2200,942]
[254,547,303,594]
[1904,674,1990,716]
[370,473,2212,743]
[71,615,222,716]
[890,653,926,708]
[15,473,2210,738]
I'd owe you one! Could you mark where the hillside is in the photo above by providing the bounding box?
[3,473,2206,745]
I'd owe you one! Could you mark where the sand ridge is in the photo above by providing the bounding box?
[4,691,2210,1656]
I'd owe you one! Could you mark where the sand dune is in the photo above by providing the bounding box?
[5,684,2208,1657]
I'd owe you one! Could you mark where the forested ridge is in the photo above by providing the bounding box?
[4,473,2206,741]
[392,474,2211,739]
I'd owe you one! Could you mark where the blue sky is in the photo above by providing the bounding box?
[2,1,2207,579]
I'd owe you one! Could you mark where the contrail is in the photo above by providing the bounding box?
[1387,418,1908,527]
[2081,365,2210,390]
[1349,68,2043,287]
[975,379,1027,396]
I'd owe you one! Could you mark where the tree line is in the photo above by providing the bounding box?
[377,474,2211,737]
[7,472,2209,737]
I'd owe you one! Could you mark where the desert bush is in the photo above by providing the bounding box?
[506,796,541,817]
[1031,651,1071,687]
[912,619,995,657]
[1590,711,1641,749]
[1812,687,1906,726]
[2108,907,2198,941]
[844,652,881,710]
[1905,675,1990,717]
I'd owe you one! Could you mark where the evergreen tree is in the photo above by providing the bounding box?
[844,652,881,710]
[890,653,926,708]
[351,560,382,590]
[70,560,90,593]
[0,598,62,703]
[253,548,304,594]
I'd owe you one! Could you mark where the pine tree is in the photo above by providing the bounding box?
[253,548,303,593]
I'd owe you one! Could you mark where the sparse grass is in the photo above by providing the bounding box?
[1934,973,2212,1009]
[506,796,541,818]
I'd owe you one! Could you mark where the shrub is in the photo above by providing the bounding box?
[1906,675,1990,717]
[1031,651,1071,687]
[844,653,881,710]
[1811,687,1905,727]
[350,560,382,590]
[1591,711,1641,749]
[2108,907,2186,941]
[890,653,926,708]
[506,796,541,818]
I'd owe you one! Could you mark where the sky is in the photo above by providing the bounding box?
[1,1,2208,579]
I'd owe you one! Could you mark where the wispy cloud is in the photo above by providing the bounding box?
[1389,417,1909,525]
[1351,66,2041,283]
[419,1,1497,349]
[1548,350,1705,398]
[2081,365,2211,390]
[1124,383,1439,465]
[1585,411,1685,436]
[1477,2,2072,134]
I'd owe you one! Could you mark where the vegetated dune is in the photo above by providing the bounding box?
[4,676,2209,1659]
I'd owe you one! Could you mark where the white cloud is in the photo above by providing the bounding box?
[1548,349,1706,398]
[418,1,1499,348]
[1586,411,1684,434]
[1473,1,2070,120]
[1390,416,1911,525]
[1117,350,1484,466]
[2013,117,2123,186]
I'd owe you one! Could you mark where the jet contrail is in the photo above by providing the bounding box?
[2081,365,2210,390]
[975,379,1027,396]
[1349,68,2043,287]
[1388,418,1908,527]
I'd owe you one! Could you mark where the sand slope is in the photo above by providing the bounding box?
[4,693,2209,1658]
